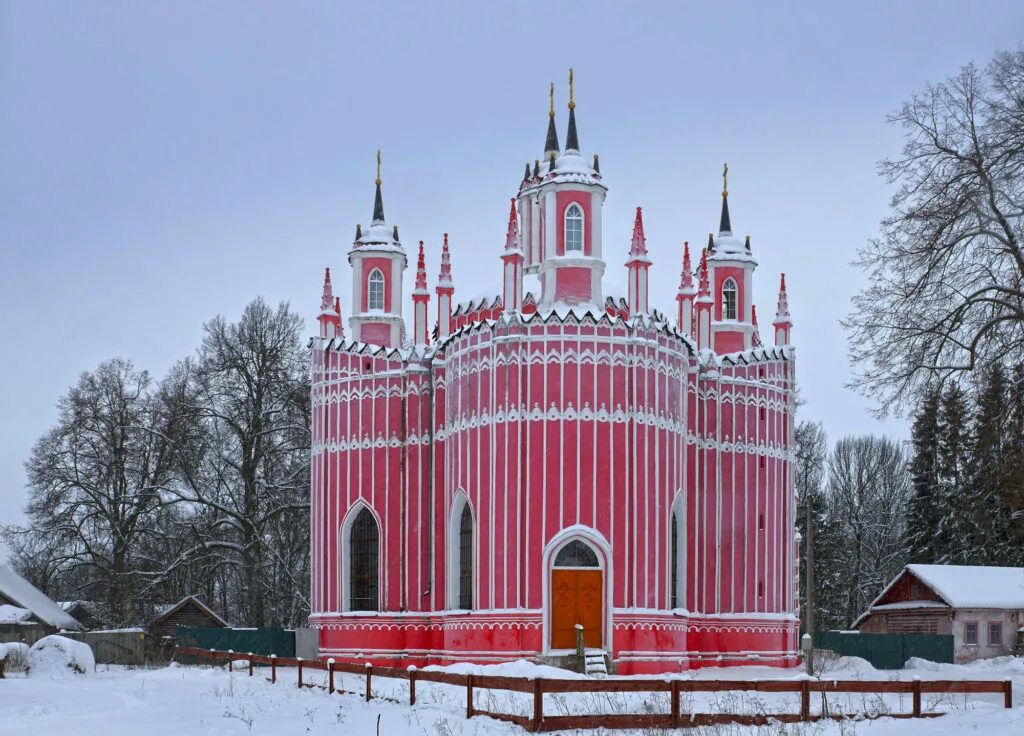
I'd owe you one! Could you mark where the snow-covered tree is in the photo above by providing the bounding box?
[8,359,187,624]
[825,435,913,628]
[846,49,1024,413]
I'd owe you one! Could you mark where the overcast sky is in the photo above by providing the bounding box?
[2,1,1023,537]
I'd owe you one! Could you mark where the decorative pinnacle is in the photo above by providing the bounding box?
[629,206,647,255]
[568,68,575,110]
[414,241,428,291]
[752,304,759,325]
[438,232,453,286]
[321,267,334,310]
[679,242,694,290]
[505,197,520,250]
[775,273,791,321]
[698,248,710,296]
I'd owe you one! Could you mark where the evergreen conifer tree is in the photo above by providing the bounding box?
[907,389,941,562]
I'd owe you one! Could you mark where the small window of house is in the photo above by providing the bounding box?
[964,621,978,645]
[988,622,1002,646]
[722,278,738,320]
[564,204,584,252]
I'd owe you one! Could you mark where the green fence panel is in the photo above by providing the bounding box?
[903,633,954,664]
[814,631,953,669]
[177,627,295,658]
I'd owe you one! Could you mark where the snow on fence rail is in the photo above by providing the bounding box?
[173,646,1013,732]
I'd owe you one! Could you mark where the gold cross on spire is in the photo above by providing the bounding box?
[568,68,575,110]
[375,150,382,186]
[722,162,729,197]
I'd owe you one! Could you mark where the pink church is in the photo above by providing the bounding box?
[309,79,799,674]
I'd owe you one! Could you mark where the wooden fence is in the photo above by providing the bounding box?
[174,646,1013,732]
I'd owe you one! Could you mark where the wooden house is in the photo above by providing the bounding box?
[855,564,1024,663]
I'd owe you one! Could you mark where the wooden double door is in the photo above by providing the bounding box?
[550,568,603,649]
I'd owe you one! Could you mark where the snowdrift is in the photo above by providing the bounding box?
[27,635,95,677]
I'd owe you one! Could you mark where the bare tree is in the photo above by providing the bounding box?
[825,435,913,627]
[8,359,184,624]
[168,298,311,626]
[846,50,1024,413]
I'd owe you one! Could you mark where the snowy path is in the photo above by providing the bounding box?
[0,657,1022,735]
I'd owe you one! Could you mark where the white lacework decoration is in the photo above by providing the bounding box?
[312,408,795,461]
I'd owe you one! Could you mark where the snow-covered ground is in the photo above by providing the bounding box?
[0,654,1022,735]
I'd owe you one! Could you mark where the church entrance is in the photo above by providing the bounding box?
[550,540,603,649]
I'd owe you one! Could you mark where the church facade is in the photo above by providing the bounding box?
[309,78,799,674]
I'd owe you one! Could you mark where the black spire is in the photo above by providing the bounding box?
[744,234,751,252]
[393,224,399,241]
[371,150,385,223]
[544,82,560,157]
[565,68,580,152]
[523,162,531,181]
[718,162,732,233]
[549,153,557,174]
[565,107,579,152]
[533,159,540,178]
[707,232,715,251]
[355,223,362,241]
[593,154,600,174]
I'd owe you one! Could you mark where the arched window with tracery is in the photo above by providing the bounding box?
[458,505,473,609]
[367,269,385,311]
[670,512,680,608]
[554,539,600,568]
[348,508,379,611]
[564,203,584,252]
[722,277,738,320]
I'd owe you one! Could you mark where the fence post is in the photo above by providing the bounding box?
[271,654,277,684]
[365,663,372,702]
[1005,679,1013,709]
[0,658,5,679]
[328,659,335,694]
[248,653,254,677]
[209,649,216,669]
[800,679,810,721]
[409,666,417,705]
[532,678,543,732]
[912,677,921,717]
[227,649,234,672]
[670,680,680,728]
[297,657,303,689]
[466,674,474,719]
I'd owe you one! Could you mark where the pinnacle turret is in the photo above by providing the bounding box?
[679,242,694,291]
[697,248,711,298]
[414,241,428,292]
[629,207,647,256]
[504,198,520,251]
[320,267,335,311]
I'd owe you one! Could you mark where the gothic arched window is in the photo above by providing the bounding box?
[348,508,379,611]
[554,539,599,568]
[367,269,385,311]
[670,511,680,609]
[722,278,738,320]
[458,505,473,610]
[564,204,584,252]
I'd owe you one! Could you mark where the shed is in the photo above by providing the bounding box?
[855,564,1024,662]
[0,564,82,645]
[149,596,228,641]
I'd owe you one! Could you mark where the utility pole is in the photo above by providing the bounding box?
[805,492,815,674]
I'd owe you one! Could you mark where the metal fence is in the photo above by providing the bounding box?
[176,627,295,658]
[815,631,954,669]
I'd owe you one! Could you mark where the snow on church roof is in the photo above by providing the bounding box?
[0,564,83,630]
[905,564,1024,609]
